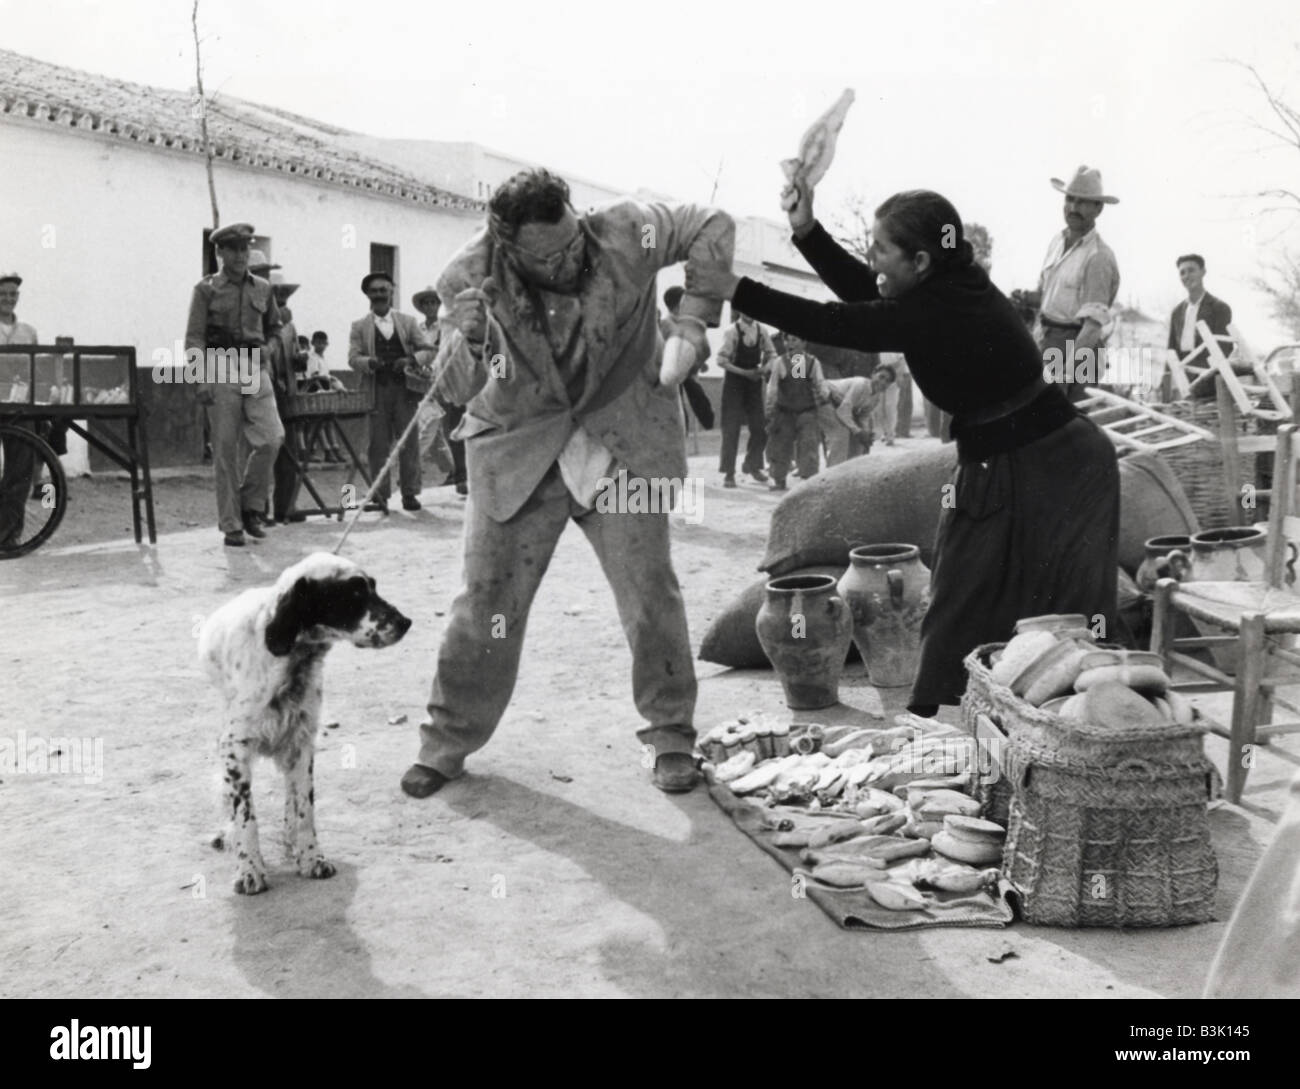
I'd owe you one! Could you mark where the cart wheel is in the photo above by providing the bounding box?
[0,423,68,558]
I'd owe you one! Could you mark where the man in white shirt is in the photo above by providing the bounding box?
[1036,165,1121,403]
[1167,254,1235,401]
[821,375,876,466]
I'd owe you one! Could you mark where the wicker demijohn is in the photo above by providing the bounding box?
[962,644,1218,928]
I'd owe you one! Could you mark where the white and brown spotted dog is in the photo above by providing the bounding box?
[198,553,411,895]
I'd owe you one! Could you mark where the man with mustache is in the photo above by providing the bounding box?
[400,167,733,798]
[1035,166,1121,403]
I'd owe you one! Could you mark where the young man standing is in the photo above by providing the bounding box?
[715,311,777,487]
[764,334,831,490]
[1168,254,1235,400]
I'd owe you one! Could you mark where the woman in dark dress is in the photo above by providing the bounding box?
[688,181,1119,714]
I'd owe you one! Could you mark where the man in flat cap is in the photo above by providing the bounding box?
[0,272,42,548]
[348,272,434,512]
[1035,166,1121,403]
[185,223,284,546]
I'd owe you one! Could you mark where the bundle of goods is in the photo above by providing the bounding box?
[960,614,1218,928]
[699,715,1011,918]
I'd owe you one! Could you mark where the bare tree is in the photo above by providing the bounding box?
[829,190,874,261]
[1228,55,1300,337]
[966,222,993,271]
[1227,57,1300,217]
[830,191,994,270]
[192,0,220,229]
[1251,251,1300,338]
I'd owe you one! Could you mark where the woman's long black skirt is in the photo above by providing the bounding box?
[911,414,1119,708]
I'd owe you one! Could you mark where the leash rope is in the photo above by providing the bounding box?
[333,295,501,555]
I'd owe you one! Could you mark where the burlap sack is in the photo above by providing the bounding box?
[760,445,957,575]
[1116,450,1200,575]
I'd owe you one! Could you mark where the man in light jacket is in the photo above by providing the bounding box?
[400,167,733,799]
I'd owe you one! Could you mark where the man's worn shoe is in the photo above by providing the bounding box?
[241,511,266,539]
[722,475,737,488]
[223,530,246,547]
[401,494,422,511]
[749,468,769,484]
[455,480,468,497]
[769,481,788,491]
[652,752,700,794]
[401,764,451,798]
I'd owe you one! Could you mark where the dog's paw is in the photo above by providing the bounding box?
[232,867,269,895]
[299,856,336,880]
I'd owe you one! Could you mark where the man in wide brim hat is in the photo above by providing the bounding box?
[1035,164,1121,403]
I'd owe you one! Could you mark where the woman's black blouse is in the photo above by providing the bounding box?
[730,221,1078,461]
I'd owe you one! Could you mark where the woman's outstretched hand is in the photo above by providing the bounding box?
[783,175,815,238]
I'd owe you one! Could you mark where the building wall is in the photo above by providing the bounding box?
[0,117,484,351]
[0,117,484,464]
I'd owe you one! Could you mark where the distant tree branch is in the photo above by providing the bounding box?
[192,0,220,230]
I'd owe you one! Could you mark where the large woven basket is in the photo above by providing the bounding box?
[962,644,1218,927]
[283,389,374,419]
[1156,399,1276,529]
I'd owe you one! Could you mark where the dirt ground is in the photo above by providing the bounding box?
[0,436,1292,999]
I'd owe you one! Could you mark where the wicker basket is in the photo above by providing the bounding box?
[1003,740,1217,927]
[962,644,1217,927]
[283,389,374,419]
[1155,399,1276,529]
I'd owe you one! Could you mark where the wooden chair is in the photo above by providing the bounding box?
[1151,423,1300,803]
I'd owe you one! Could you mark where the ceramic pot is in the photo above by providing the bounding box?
[755,574,854,710]
[836,543,931,688]
[1134,534,1193,593]
[1167,526,1270,584]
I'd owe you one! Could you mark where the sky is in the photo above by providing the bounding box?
[4,0,1300,342]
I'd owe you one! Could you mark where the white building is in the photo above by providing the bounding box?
[0,48,835,460]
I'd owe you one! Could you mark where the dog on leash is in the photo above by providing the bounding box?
[198,552,411,894]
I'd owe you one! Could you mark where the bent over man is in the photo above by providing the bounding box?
[401,167,733,798]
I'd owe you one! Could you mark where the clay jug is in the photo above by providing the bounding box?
[1167,526,1271,584]
[755,574,854,710]
[836,543,931,688]
[1135,534,1193,593]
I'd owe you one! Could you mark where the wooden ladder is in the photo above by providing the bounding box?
[1077,387,1217,453]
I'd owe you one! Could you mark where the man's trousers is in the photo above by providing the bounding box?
[210,381,283,534]
[719,378,766,477]
[767,407,822,484]
[416,465,697,778]
[368,379,422,503]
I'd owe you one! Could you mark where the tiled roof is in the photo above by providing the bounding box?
[0,48,484,212]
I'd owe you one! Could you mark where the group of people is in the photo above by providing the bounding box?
[10,154,1227,802]
[184,226,468,547]
[710,309,905,491]
[389,157,1130,802]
